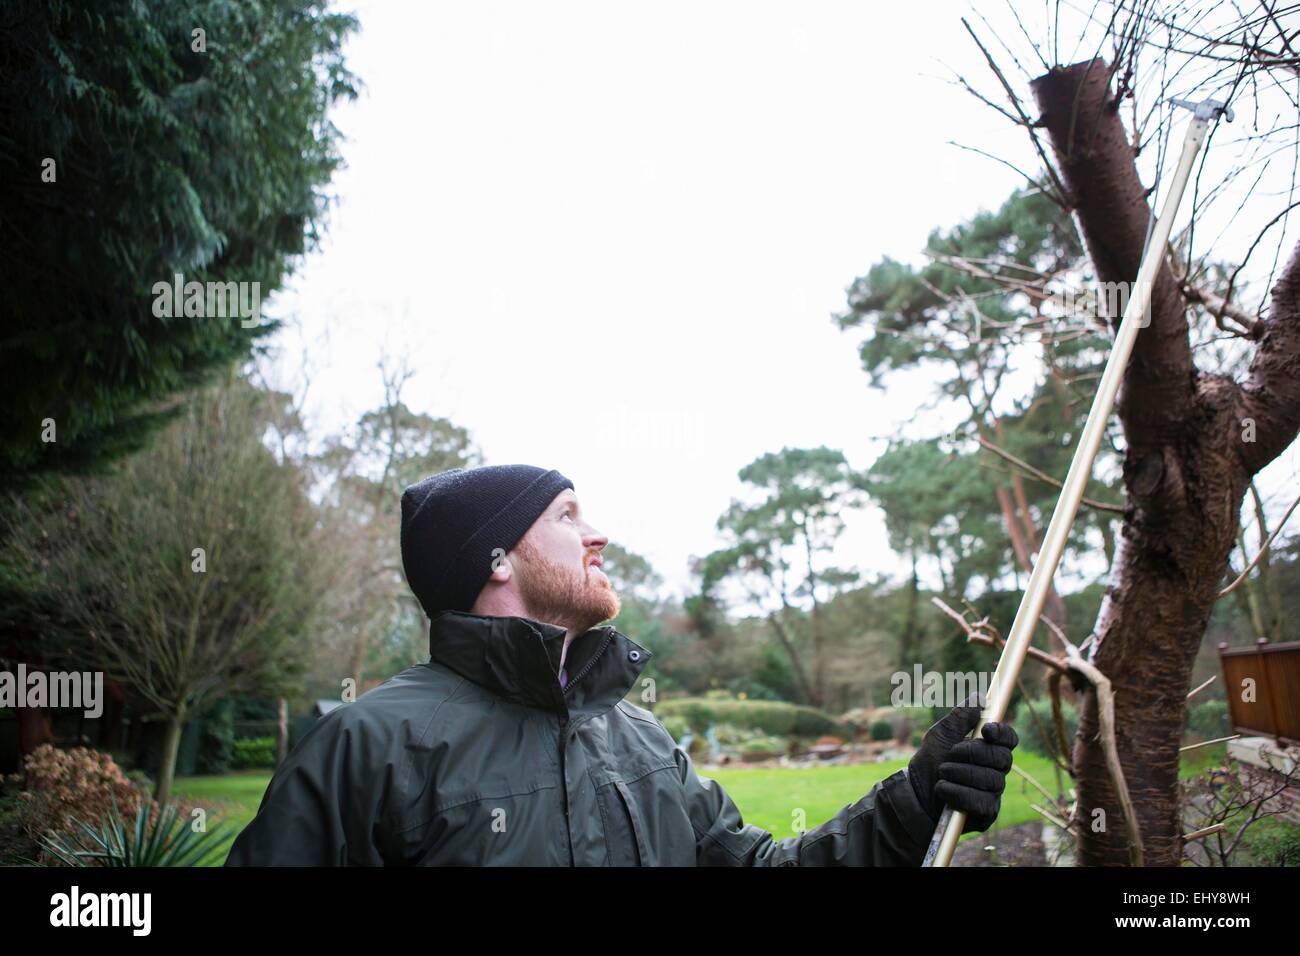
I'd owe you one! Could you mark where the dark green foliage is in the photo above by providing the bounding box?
[867,439,1005,603]
[230,695,278,723]
[663,699,714,732]
[698,447,867,602]
[230,737,276,770]
[1184,699,1230,741]
[1012,697,1078,758]
[870,720,893,741]
[789,705,844,737]
[836,188,1122,615]
[0,791,40,866]
[0,0,358,488]
[728,674,787,702]
[196,699,235,775]
[1243,818,1300,866]
[834,188,1083,387]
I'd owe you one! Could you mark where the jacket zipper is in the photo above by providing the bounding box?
[562,627,613,696]
[558,627,613,866]
[558,713,573,865]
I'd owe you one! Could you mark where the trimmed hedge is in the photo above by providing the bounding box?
[655,698,844,737]
[231,737,276,770]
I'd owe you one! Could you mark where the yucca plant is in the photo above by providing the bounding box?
[38,797,234,867]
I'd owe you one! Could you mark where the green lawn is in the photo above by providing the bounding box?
[172,770,271,865]
[1178,740,1229,778]
[173,749,1076,863]
[177,745,1228,864]
[705,749,1068,845]
[706,741,1231,842]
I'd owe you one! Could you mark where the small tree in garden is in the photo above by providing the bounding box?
[699,447,867,709]
[4,376,327,804]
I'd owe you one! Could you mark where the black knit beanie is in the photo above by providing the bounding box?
[400,464,574,616]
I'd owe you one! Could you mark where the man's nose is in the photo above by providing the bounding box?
[581,525,608,549]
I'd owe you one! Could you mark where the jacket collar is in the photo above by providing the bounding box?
[426,609,653,721]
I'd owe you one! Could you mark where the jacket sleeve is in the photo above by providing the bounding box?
[673,746,938,866]
[224,709,388,866]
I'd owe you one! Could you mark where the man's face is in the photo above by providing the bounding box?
[511,489,620,632]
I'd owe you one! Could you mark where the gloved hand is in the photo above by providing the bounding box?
[907,694,1018,834]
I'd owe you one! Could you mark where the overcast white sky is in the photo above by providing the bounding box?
[265,1,1300,605]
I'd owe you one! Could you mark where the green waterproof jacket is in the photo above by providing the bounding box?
[225,610,939,866]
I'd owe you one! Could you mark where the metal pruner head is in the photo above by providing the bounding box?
[1170,97,1234,123]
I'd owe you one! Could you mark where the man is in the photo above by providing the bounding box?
[226,463,1017,866]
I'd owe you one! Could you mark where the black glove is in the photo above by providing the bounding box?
[907,695,1018,834]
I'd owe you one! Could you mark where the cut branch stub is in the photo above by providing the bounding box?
[1030,59,1194,448]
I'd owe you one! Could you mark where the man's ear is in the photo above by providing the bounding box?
[487,548,514,583]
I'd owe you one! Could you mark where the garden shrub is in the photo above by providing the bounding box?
[2,744,149,843]
[663,700,714,733]
[1011,698,1078,758]
[895,706,936,741]
[1243,817,1300,866]
[231,737,276,770]
[657,698,845,738]
[712,723,754,747]
[0,791,38,866]
[1184,699,1230,741]
[789,705,842,737]
[658,715,688,743]
[870,720,894,741]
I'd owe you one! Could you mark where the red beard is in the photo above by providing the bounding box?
[514,537,621,632]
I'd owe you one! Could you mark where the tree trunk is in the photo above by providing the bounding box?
[1248,482,1284,640]
[1032,59,1300,865]
[154,708,185,806]
[349,634,367,692]
[275,697,289,768]
[801,524,826,709]
[17,706,53,754]
[766,610,819,707]
[1235,529,1268,638]
[993,418,1070,630]
[899,546,920,671]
